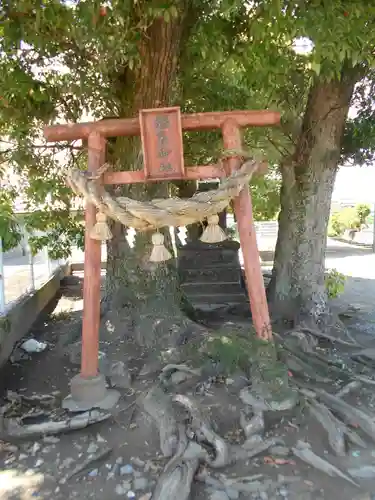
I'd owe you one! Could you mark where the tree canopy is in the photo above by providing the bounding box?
[0,0,374,260]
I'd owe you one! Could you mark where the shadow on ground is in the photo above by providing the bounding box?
[1,268,375,499]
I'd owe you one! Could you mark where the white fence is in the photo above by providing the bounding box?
[0,237,62,314]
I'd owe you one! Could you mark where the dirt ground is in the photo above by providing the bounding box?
[1,273,375,500]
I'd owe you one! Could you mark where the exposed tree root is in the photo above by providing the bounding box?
[141,385,179,458]
[239,409,264,438]
[292,317,359,347]
[292,441,359,487]
[306,399,346,456]
[305,395,367,450]
[173,394,231,468]
[313,389,375,443]
[136,319,375,497]
[132,308,204,350]
[141,384,283,498]
[151,457,200,500]
[44,308,375,498]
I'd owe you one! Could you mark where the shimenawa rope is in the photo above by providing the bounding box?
[67,158,261,262]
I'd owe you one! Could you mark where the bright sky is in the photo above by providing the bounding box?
[333,165,375,205]
[292,38,375,206]
[333,92,374,205]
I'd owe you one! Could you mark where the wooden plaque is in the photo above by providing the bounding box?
[139,107,185,181]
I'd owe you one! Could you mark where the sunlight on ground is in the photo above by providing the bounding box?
[0,469,44,500]
[325,239,375,280]
[326,253,375,280]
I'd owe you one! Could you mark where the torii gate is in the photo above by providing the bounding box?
[44,108,280,410]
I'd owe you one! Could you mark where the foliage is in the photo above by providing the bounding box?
[225,167,281,222]
[187,326,278,376]
[342,112,375,166]
[0,0,374,262]
[325,269,346,299]
[327,213,340,237]
[0,189,22,252]
[328,209,356,236]
[251,171,281,221]
[225,225,237,240]
[24,210,84,259]
[193,327,289,400]
[328,203,371,236]
[204,333,254,374]
[342,73,375,166]
[0,0,283,255]
[356,203,371,225]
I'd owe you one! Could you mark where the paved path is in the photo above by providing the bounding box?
[253,223,375,277]
[252,223,375,340]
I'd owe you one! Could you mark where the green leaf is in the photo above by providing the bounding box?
[163,9,171,23]
[169,6,179,19]
[311,61,321,75]
[0,0,374,261]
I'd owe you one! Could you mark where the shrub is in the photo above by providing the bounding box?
[328,211,346,236]
[328,207,361,236]
[355,203,371,226]
[325,268,346,299]
[0,190,22,252]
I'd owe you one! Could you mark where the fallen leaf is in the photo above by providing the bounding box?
[264,456,296,466]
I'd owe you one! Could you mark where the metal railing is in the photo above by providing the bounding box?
[0,236,62,315]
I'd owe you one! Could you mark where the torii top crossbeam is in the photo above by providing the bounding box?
[45,109,280,141]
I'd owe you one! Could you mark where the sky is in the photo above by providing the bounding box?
[333,87,374,205]
[333,165,375,205]
[292,40,375,206]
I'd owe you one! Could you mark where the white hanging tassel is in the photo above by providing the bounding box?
[89,210,112,241]
[200,214,227,243]
[149,232,172,262]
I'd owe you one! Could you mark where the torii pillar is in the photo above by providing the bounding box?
[44,108,279,410]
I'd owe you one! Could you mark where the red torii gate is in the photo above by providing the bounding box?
[44,108,280,410]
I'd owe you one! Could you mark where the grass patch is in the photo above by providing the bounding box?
[50,310,72,322]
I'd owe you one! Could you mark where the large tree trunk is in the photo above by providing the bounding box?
[103,3,201,352]
[268,69,359,329]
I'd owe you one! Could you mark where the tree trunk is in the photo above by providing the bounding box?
[268,69,359,329]
[103,3,201,351]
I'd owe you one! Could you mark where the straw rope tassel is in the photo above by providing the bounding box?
[89,210,112,241]
[200,214,227,243]
[149,232,172,262]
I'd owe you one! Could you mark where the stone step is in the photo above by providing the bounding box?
[190,300,249,312]
[178,253,240,267]
[179,267,242,283]
[186,292,248,304]
[177,240,240,253]
[181,282,244,295]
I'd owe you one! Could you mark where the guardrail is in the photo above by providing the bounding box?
[0,237,62,315]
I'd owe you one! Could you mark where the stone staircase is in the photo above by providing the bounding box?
[177,240,249,311]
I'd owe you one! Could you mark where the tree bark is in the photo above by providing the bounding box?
[103,2,201,350]
[268,69,360,328]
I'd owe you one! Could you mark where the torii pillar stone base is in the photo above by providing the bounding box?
[62,374,120,412]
